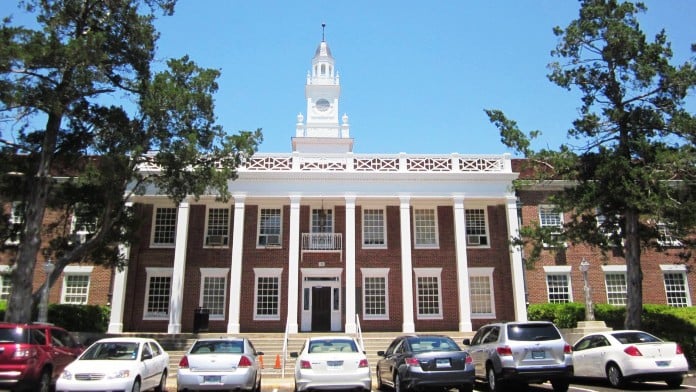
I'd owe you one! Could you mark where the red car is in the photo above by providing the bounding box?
[0,323,84,392]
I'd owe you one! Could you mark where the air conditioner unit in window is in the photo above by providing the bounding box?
[265,235,281,247]
[206,235,228,246]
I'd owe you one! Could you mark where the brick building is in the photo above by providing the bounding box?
[2,35,691,335]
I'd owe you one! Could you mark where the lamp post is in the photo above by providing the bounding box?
[38,258,54,323]
[579,258,595,321]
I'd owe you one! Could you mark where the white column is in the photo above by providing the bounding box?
[227,195,246,334]
[399,196,415,333]
[286,195,301,334]
[344,195,357,333]
[168,201,190,334]
[108,202,132,334]
[452,196,473,332]
[506,195,528,321]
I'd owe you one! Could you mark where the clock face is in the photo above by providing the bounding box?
[315,98,331,112]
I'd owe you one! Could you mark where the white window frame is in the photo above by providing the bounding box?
[253,268,283,321]
[257,207,283,248]
[661,265,692,307]
[60,266,93,304]
[143,267,173,320]
[543,266,573,303]
[311,206,334,233]
[361,268,390,320]
[362,207,387,249]
[150,205,177,248]
[602,265,627,305]
[204,205,230,247]
[539,204,564,247]
[465,207,490,247]
[5,201,22,245]
[199,268,229,320]
[657,222,683,247]
[413,207,439,248]
[414,267,443,319]
[0,265,12,300]
[469,267,496,319]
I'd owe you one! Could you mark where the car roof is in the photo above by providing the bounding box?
[0,322,62,329]
[92,337,157,344]
[307,335,354,341]
[194,337,246,342]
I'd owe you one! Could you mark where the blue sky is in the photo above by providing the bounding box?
[2,1,694,156]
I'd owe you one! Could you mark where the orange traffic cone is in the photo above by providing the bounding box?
[274,354,281,369]
[258,355,264,369]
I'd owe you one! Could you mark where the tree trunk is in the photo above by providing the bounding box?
[5,112,61,323]
[624,208,643,329]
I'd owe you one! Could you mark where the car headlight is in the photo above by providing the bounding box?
[60,370,73,380]
[107,370,131,379]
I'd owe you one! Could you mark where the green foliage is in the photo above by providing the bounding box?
[47,304,109,333]
[527,302,585,328]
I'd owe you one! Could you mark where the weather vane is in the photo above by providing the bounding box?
[322,23,326,42]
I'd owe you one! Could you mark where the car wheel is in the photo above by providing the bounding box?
[131,378,141,392]
[487,366,504,392]
[551,379,569,392]
[37,369,51,392]
[394,373,408,392]
[606,363,625,388]
[376,368,385,390]
[458,384,474,392]
[666,376,683,388]
[154,369,167,392]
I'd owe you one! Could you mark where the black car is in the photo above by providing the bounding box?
[376,334,475,392]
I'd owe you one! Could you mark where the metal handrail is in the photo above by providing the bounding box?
[355,314,364,352]
[282,321,289,378]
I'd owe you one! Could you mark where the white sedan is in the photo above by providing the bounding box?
[572,330,688,388]
[290,336,371,392]
[56,337,169,392]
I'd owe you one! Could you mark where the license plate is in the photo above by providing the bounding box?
[327,360,343,367]
[203,375,221,383]
[435,358,451,368]
[656,360,670,367]
[531,350,545,359]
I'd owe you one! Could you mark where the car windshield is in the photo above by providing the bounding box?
[81,342,140,360]
[191,340,244,354]
[612,331,661,344]
[407,337,459,352]
[507,324,561,341]
[0,327,30,344]
[308,339,358,353]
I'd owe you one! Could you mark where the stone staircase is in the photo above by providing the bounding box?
[117,331,475,383]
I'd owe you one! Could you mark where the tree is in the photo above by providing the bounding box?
[0,0,262,322]
[486,0,696,329]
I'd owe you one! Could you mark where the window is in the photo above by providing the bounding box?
[603,268,627,305]
[539,205,563,246]
[361,268,389,319]
[61,267,92,304]
[71,203,98,244]
[312,208,333,233]
[661,265,691,307]
[362,208,386,247]
[414,268,442,319]
[465,208,488,246]
[144,268,172,319]
[5,201,22,245]
[200,268,228,319]
[254,268,282,320]
[657,222,683,247]
[543,266,572,303]
[205,207,229,246]
[152,207,176,246]
[0,266,11,300]
[258,208,282,247]
[469,268,495,318]
[414,208,438,248]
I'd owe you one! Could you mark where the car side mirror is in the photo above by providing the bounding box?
[256,351,265,356]
[290,352,299,358]
[462,339,471,346]
[377,350,385,357]
[142,351,152,360]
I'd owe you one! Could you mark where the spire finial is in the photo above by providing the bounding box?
[322,22,326,42]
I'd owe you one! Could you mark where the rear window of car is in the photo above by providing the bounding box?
[407,337,460,352]
[611,331,660,344]
[507,324,561,341]
[308,339,358,353]
[192,340,244,354]
[0,327,30,344]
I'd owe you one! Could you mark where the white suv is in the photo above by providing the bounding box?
[464,321,573,392]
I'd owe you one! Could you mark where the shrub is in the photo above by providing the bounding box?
[527,302,584,328]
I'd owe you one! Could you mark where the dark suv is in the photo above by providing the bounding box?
[464,321,573,392]
[0,323,83,392]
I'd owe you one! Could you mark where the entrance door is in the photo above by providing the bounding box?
[311,286,332,332]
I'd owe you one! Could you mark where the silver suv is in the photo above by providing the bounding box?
[463,321,573,392]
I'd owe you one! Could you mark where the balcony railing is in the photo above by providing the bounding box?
[301,233,343,261]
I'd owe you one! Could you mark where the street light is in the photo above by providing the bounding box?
[38,258,54,323]
[579,258,595,321]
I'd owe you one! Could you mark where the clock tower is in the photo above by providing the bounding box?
[292,24,353,153]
